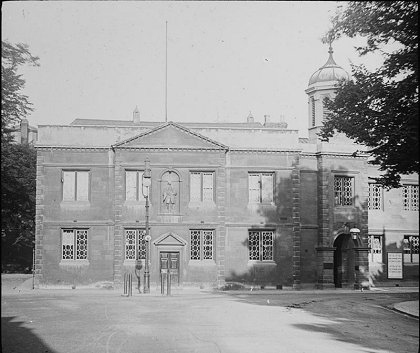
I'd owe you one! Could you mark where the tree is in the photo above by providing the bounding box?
[1,41,39,142]
[1,143,37,269]
[1,41,39,271]
[320,1,418,188]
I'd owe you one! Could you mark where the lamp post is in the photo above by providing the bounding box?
[350,227,360,290]
[142,158,152,294]
[350,228,360,241]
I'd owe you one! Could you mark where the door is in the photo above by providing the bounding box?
[160,252,180,286]
[334,235,345,288]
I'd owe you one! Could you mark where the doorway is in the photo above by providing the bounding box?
[333,234,347,288]
[159,252,180,287]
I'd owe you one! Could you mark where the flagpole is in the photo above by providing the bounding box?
[165,21,168,123]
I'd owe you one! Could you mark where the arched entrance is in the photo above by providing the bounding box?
[333,233,352,288]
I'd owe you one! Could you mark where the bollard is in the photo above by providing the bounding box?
[123,273,127,296]
[161,271,166,295]
[167,270,171,296]
[123,273,133,297]
[32,248,35,290]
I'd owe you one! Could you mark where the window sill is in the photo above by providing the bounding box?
[188,201,216,209]
[60,201,91,208]
[188,260,216,266]
[123,259,145,266]
[247,260,276,266]
[247,202,275,211]
[124,200,152,207]
[59,260,89,267]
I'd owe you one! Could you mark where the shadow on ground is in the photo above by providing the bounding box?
[222,291,419,353]
[1,317,57,353]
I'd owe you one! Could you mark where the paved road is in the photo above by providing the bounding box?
[1,287,418,353]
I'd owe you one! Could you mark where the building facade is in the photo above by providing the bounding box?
[34,48,418,290]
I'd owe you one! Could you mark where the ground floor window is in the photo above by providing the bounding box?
[403,235,419,263]
[368,235,383,263]
[248,230,274,261]
[62,229,88,260]
[190,230,214,260]
[124,229,146,260]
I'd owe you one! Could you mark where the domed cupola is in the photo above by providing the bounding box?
[305,44,349,142]
[308,45,349,86]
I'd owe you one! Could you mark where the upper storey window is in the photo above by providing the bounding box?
[402,185,419,211]
[311,97,316,127]
[368,184,383,210]
[334,176,353,206]
[125,170,145,201]
[190,172,214,202]
[321,94,331,119]
[63,171,89,201]
[249,173,274,204]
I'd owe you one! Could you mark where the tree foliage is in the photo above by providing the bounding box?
[1,41,39,142]
[320,1,418,188]
[1,143,37,268]
[1,41,39,270]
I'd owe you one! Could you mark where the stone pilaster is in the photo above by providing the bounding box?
[292,155,301,290]
[34,153,45,288]
[113,154,124,286]
[216,151,227,288]
[316,154,335,288]
[315,246,336,289]
[358,156,370,287]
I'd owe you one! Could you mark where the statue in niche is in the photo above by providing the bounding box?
[162,181,177,213]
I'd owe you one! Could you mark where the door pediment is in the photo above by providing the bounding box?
[153,232,187,247]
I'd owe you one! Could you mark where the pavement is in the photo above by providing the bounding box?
[393,300,419,318]
[2,274,419,318]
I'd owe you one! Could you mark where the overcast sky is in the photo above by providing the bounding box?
[2,1,388,137]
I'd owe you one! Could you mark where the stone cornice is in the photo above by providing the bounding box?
[229,148,301,154]
[315,151,369,159]
[36,145,110,151]
[113,146,226,152]
[42,220,115,226]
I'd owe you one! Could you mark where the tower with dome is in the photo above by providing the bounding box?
[305,44,350,142]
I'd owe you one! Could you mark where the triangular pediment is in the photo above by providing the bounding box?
[113,122,227,150]
[153,232,187,247]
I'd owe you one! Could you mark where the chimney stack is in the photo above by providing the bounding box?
[21,119,29,144]
[133,106,140,124]
[247,111,254,124]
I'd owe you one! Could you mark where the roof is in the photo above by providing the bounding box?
[308,46,349,85]
[70,118,265,129]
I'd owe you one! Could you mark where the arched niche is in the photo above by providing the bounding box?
[160,170,181,214]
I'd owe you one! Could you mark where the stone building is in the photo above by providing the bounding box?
[34,47,418,290]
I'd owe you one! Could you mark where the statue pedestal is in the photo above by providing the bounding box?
[159,214,182,223]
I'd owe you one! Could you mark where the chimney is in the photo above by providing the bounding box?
[133,106,140,124]
[20,119,29,144]
[247,111,254,124]
[278,114,288,128]
[264,115,271,126]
